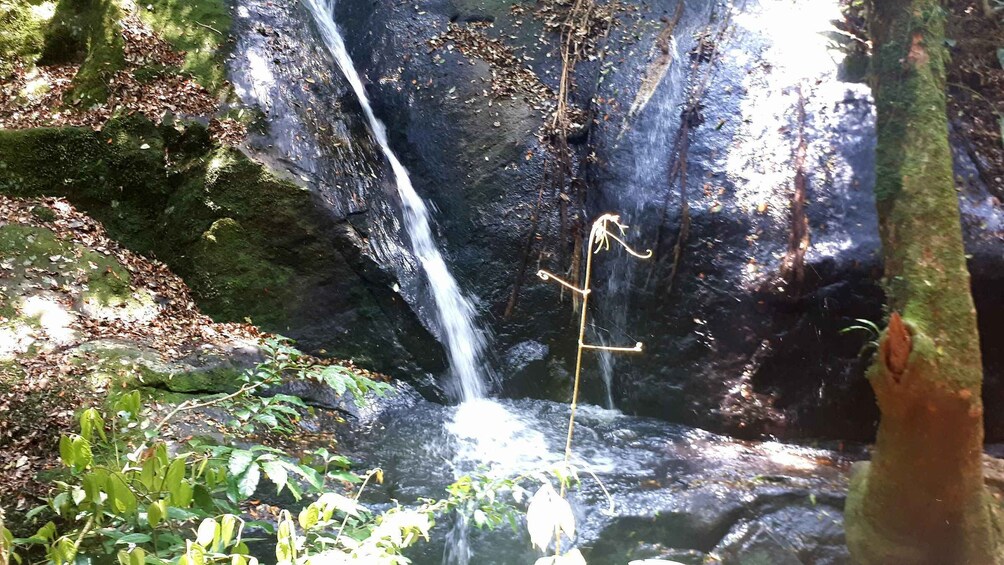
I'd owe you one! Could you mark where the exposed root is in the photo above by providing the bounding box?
[775,83,810,294]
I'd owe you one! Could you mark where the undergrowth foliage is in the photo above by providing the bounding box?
[0,340,521,565]
[0,321,664,564]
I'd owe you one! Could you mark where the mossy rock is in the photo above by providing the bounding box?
[0,224,134,305]
[0,0,48,75]
[189,217,295,324]
[0,116,446,376]
[0,119,307,329]
[73,339,260,392]
[0,224,154,360]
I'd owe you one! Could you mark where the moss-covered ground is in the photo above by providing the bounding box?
[136,0,231,93]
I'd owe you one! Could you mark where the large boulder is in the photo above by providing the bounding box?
[277,0,1003,439]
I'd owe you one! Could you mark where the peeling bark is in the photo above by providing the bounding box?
[844,1,1004,563]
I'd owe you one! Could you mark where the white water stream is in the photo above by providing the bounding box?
[302,0,489,403]
[301,4,523,560]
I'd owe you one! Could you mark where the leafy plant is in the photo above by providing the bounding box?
[10,393,280,564]
[159,338,393,436]
[840,317,882,356]
[5,339,525,565]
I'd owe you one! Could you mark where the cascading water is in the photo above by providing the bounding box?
[301,0,489,403]
[301,3,526,562]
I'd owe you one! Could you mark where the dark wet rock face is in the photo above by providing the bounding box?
[588,2,889,439]
[226,0,452,380]
[230,0,1004,439]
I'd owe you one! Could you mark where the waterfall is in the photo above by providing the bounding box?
[302,0,489,402]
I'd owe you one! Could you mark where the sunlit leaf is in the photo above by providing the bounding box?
[237,463,261,499]
[196,518,218,547]
[228,450,254,477]
[526,482,575,552]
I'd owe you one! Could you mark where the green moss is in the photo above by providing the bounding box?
[0,0,48,75]
[0,223,71,257]
[190,218,294,326]
[73,341,243,392]
[0,117,329,332]
[0,224,135,306]
[137,0,230,93]
[131,62,177,83]
[40,0,125,103]
[30,204,57,222]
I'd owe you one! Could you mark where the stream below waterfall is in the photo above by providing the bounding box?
[333,391,857,564]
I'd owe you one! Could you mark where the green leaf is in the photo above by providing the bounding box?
[172,482,194,508]
[49,536,75,564]
[51,492,68,515]
[82,471,106,505]
[108,473,138,514]
[116,533,152,545]
[165,457,187,498]
[270,394,308,408]
[115,391,142,419]
[261,461,288,494]
[287,464,324,492]
[298,505,319,530]
[34,522,57,542]
[275,540,293,564]
[72,436,93,471]
[237,464,261,499]
[227,450,254,477]
[140,456,158,491]
[70,486,86,506]
[181,543,206,565]
[59,436,75,468]
[220,515,237,548]
[253,413,279,428]
[79,408,106,442]
[192,484,217,514]
[147,500,166,527]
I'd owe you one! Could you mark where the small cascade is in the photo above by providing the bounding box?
[302,0,490,402]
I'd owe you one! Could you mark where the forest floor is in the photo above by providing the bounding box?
[0,196,262,511]
[0,0,246,143]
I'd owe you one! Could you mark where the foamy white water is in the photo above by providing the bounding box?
[302,0,489,402]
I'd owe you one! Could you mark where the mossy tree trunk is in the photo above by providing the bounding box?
[41,0,124,103]
[844,1,1003,563]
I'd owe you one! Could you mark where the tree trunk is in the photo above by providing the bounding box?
[844,1,1003,563]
